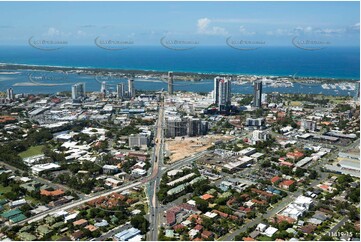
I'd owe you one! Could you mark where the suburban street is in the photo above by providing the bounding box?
[0,161,87,199]
[221,153,337,241]
[326,216,349,237]
[19,180,143,225]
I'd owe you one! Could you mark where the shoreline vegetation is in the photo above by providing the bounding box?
[0,63,358,84]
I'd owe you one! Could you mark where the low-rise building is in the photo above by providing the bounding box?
[102,165,119,174]
[114,227,141,241]
[31,163,61,175]
[279,180,295,190]
[9,199,27,208]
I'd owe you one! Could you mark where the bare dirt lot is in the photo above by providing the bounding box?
[165,135,233,162]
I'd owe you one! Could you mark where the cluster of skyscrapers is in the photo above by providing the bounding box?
[0,88,16,103]
[116,79,135,100]
[71,78,136,101]
[71,83,86,100]
[212,77,264,112]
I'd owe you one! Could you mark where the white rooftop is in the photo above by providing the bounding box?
[264,226,278,237]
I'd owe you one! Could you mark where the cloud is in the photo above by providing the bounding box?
[212,18,281,25]
[197,18,228,35]
[41,27,89,39]
[239,26,256,35]
[197,18,211,32]
[266,28,294,36]
[75,30,87,38]
[352,23,360,30]
[80,25,96,28]
[348,23,360,32]
[45,27,61,36]
[265,25,357,37]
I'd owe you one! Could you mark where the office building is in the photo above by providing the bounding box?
[252,130,269,142]
[188,118,208,137]
[301,119,317,132]
[261,93,268,103]
[117,83,125,100]
[166,117,208,138]
[245,117,265,128]
[128,79,135,98]
[253,80,263,108]
[71,83,85,100]
[200,120,209,136]
[129,134,149,150]
[168,71,174,95]
[166,117,187,138]
[6,88,14,101]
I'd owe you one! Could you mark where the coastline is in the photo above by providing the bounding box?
[0,63,358,82]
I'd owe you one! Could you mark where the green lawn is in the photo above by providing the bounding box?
[0,184,12,199]
[51,235,62,241]
[25,195,40,205]
[19,145,45,159]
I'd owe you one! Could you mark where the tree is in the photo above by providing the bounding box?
[194,197,209,213]
[273,231,290,240]
[280,166,292,175]
[4,191,18,200]
[338,174,353,187]
[295,168,305,177]
[320,235,334,241]
[278,221,291,230]
[0,173,10,187]
[130,215,149,234]
[309,170,318,179]
[349,188,360,203]
[289,183,297,192]
[261,160,271,168]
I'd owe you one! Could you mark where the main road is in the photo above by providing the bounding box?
[147,100,165,241]
[146,99,211,240]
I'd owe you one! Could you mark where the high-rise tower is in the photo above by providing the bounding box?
[6,88,14,100]
[168,71,174,95]
[128,79,135,98]
[117,83,125,100]
[217,78,231,111]
[253,80,263,108]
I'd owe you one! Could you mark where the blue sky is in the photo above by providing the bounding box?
[0,1,359,46]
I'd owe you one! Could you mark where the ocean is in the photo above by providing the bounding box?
[0,46,359,95]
